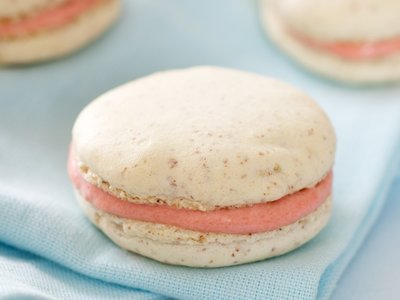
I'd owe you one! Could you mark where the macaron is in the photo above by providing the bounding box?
[0,0,120,64]
[260,0,400,84]
[68,66,336,267]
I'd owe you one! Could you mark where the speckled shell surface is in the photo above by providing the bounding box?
[73,66,335,210]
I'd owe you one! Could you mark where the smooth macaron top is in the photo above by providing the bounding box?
[272,0,400,42]
[0,0,67,18]
[72,67,335,210]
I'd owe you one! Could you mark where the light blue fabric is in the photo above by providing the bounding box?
[0,243,163,300]
[1,0,400,299]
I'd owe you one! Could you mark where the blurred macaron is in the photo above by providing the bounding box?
[260,0,400,84]
[0,0,120,64]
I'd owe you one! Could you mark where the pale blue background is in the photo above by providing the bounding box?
[1,0,400,299]
[333,173,400,300]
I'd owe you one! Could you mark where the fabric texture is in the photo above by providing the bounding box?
[1,0,400,299]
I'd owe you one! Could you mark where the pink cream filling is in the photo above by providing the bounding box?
[289,28,400,60]
[68,151,332,234]
[0,0,103,39]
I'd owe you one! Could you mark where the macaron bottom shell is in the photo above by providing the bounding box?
[69,150,332,267]
[76,191,332,267]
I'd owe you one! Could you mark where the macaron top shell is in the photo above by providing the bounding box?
[72,67,335,210]
[273,0,400,42]
[0,0,67,18]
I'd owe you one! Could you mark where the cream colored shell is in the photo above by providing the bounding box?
[268,0,400,42]
[73,66,335,210]
[0,0,120,65]
[76,190,332,267]
[261,6,400,84]
[0,0,67,18]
